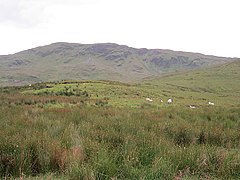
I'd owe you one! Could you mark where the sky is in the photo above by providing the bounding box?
[0,0,239,57]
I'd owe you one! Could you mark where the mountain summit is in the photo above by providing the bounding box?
[0,42,237,86]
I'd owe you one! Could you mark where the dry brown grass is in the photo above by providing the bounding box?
[52,145,84,172]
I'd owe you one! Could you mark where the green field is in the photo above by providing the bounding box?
[0,60,240,179]
[21,60,240,108]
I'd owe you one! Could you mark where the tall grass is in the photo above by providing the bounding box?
[1,100,240,179]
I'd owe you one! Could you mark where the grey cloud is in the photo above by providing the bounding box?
[0,0,22,23]
[0,0,47,28]
[0,0,98,28]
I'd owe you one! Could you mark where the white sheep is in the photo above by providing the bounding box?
[146,97,153,102]
[167,98,173,103]
[208,101,214,106]
[189,105,196,109]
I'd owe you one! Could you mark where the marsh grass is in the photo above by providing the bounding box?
[1,61,240,179]
[1,102,240,179]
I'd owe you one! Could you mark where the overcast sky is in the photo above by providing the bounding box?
[0,0,239,57]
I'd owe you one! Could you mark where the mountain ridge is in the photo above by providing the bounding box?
[0,42,238,86]
[5,42,236,59]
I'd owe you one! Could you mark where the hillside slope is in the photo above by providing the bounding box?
[0,42,237,86]
[140,60,240,107]
[16,60,240,108]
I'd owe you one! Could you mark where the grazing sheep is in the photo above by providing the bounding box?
[189,105,196,109]
[167,98,173,103]
[208,101,214,106]
[29,84,31,87]
[146,97,153,102]
[160,99,163,103]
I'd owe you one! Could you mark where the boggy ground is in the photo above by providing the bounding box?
[0,60,240,179]
[1,93,240,179]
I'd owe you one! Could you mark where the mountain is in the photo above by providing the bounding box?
[0,42,238,86]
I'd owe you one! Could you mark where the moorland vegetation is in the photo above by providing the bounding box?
[0,60,240,179]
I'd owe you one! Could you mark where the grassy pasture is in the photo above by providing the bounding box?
[0,60,240,179]
[21,60,240,108]
[142,60,240,107]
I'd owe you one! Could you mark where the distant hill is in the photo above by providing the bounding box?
[0,42,237,86]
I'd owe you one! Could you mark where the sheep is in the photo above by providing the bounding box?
[160,99,163,103]
[167,98,173,103]
[208,101,214,106]
[189,105,196,109]
[146,97,153,102]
